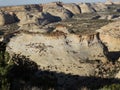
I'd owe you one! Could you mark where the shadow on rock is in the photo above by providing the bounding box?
[107,51,120,62]
[7,55,120,90]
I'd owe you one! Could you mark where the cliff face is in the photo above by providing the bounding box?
[97,21,120,51]
[6,27,108,75]
[0,1,120,79]
[0,2,111,26]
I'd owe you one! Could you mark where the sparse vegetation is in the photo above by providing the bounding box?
[55,13,112,35]
[0,43,13,90]
[100,84,120,90]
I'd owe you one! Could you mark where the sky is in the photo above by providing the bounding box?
[0,0,119,6]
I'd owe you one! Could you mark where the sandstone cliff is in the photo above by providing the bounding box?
[97,21,120,51]
[5,25,109,76]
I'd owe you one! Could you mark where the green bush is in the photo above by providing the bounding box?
[0,43,13,90]
[100,84,120,90]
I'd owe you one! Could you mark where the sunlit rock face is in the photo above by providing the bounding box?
[42,2,73,20]
[63,3,81,15]
[5,23,109,75]
[1,1,120,78]
[92,2,107,12]
[79,3,95,13]
[97,21,120,51]
[0,2,112,27]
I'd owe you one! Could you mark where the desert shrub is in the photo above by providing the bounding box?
[9,54,38,81]
[9,54,57,90]
[0,42,13,90]
[100,84,120,90]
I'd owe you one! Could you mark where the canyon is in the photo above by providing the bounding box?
[0,1,120,90]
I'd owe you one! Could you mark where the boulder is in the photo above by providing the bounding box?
[63,3,81,15]
[79,3,95,13]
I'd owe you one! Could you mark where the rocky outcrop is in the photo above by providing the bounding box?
[63,3,81,14]
[5,27,108,76]
[92,3,107,12]
[43,4,73,20]
[37,12,62,25]
[105,0,113,5]
[97,20,120,51]
[0,4,42,12]
[17,11,62,32]
[79,3,95,13]
[16,11,29,25]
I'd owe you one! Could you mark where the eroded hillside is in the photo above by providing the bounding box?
[0,1,120,90]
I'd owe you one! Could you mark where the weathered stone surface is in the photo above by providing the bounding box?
[63,3,81,14]
[17,12,62,33]
[79,3,95,13]
[6,30,108,74]
[92,3,107,12]
[97,20,120,51]
[16,11,30,25]
[37,12,62,25]
[43,5,73,20]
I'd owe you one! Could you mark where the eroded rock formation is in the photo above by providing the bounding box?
[63,3,81,14]
[5,24,109,76]
[0,1,120,80]
[79,3,95,13]
[97,21,120,51]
